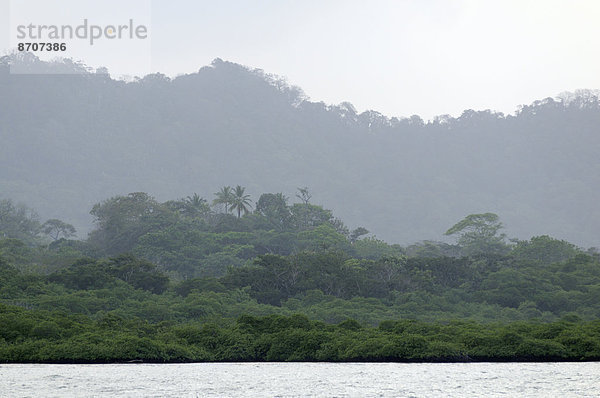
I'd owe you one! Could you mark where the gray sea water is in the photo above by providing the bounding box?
[1,362,599,397]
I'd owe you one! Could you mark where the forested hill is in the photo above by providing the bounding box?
[1,54,599,246]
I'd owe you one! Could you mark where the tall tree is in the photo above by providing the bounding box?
[349,227,369,243]
[41,219,76,241]
[88,192,175,255]
[0,199,40,244]
[289,203,333,231]
[445,213,509,256]
[213,186,234,214]
[183,193,211,218]
[296,187,312,205]
[255,193,291,230]
[511,235,580,264]
[229,185,252,218]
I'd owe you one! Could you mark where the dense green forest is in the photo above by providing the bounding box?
[1,54,599,246]
[1,190,600,362]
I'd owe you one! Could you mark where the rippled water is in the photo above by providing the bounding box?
[1,362,599,397]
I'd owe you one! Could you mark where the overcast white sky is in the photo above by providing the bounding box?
[2,0,600,119]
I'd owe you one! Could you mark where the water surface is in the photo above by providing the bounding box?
[2,362,599,397]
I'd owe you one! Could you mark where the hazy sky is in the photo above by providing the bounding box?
[2,0,600,119]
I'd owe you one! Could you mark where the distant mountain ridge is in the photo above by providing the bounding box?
[1,54,599,247]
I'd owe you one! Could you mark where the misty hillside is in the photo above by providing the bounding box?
[0,54,599,247]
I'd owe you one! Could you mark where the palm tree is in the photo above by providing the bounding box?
[183,193,209,217]
[229,185,252,218]
[213,186,233,214]
[185,193,204,207]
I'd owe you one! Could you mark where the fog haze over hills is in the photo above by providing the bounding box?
[1,54,599,247]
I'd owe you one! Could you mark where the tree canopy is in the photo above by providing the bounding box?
[445,213,508,256]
